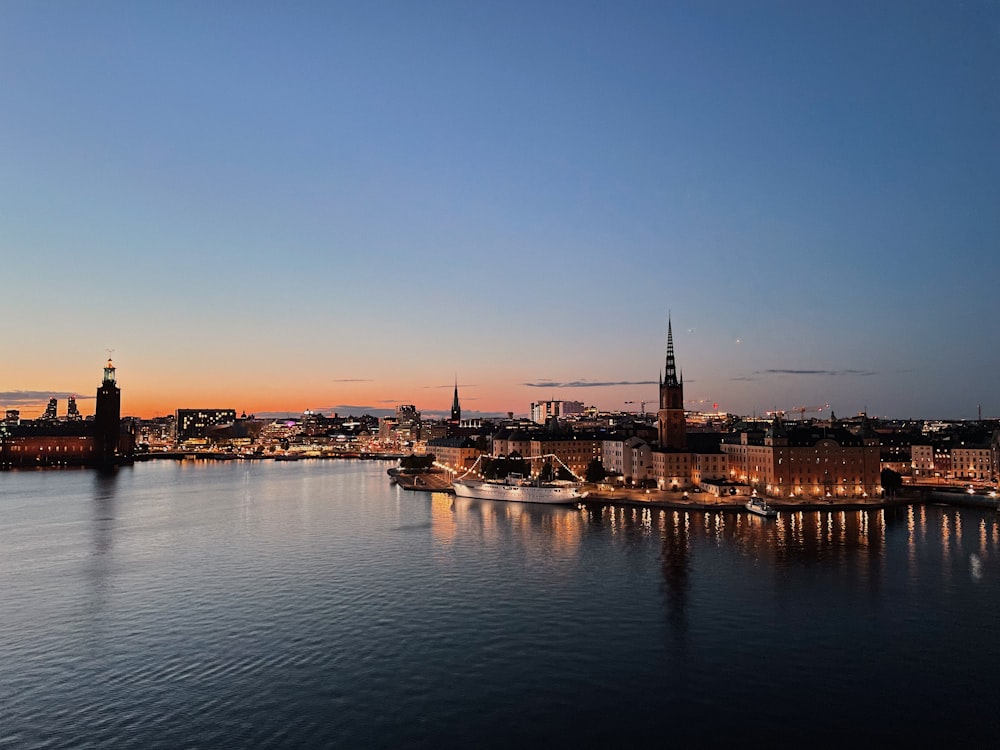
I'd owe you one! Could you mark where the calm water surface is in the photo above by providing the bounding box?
[1,460,998,748]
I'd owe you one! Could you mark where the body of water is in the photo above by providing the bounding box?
[2,460,998,747]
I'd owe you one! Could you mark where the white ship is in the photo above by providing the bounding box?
[452,473,588,505]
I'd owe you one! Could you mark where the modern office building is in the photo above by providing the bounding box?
[175,409,238,442]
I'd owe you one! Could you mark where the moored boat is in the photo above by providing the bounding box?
[746,495,778,517]
[452,473,588,505]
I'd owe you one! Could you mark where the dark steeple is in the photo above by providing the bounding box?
[450,377,461,424]
[664,316,679,387]
[657,314,687,450]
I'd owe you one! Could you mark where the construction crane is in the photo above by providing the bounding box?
[764,403,830,421]
[624,400,650,415]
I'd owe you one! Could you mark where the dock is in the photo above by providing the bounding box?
[393,473,455,492]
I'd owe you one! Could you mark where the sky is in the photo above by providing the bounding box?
[2,1,998,421]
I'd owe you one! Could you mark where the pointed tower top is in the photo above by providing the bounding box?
[664,317,679,387]
[450,377,461,423]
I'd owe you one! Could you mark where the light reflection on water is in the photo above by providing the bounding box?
[1,461,998,747]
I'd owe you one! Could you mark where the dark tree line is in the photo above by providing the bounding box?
[400,453,435,471]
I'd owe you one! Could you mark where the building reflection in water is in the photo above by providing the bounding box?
[436,496,1000,633]
[659,509,691,641]
[86,468,121,627]
[445,497,586,572]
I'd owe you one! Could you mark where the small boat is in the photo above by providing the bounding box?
[746,495,778,518]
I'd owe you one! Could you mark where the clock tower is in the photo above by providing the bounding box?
[94,358,121,466]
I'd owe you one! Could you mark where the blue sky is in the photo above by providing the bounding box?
[2,1,998,420]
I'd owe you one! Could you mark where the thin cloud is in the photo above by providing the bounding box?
[760,369,877,377]
[524,380,657,388]
[423,408,507,419]
[424,383,476,389]
[331,378,373,383]
[0,390,94,405]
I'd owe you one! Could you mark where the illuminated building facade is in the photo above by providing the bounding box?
[426,436,482,475]
[528,434,603,478]
[722,417,881,499]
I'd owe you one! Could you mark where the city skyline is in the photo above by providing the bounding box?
[3,2,998,421]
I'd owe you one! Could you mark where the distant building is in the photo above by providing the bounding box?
[397,404,420,441]
[530,400,583,425]
[175,409,237,442]
[41,397,58,421]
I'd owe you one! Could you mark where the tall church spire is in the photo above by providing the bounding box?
[658,314,687,450]
[664,316,679,387]
[450,377,461,424]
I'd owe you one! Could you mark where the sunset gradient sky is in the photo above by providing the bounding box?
[3,1,998,420]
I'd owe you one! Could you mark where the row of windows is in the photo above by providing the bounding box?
[7,445,94,453]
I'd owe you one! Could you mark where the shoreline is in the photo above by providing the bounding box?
[395,475,999,512]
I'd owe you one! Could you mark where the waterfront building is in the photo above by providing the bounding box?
[0,359,133,468]
[136,415,175,449]
[651,449,691,489]
[490,428,536,459]
[175,408,237,442]
[992,430,1000,484]
[911,444,935,477]
[691,449,729,486]
[527,433,603,478]
[426,436,482,476]
[602,436,650,484]
[721,416,881,499]
[95,359,122,466]
[951,445,992,483]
